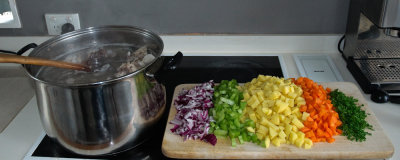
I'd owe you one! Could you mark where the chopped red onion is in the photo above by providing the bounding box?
[170,80,217,145]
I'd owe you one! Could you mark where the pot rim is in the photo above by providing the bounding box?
[24,25,164,87]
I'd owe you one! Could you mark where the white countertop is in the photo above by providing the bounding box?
[0,35,398,160]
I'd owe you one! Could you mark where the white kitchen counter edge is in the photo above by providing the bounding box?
[0,35,398,160]
[0,35,340,60]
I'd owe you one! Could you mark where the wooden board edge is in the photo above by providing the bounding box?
[161,149,395,159]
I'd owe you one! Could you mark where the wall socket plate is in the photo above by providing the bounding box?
[45,13,81,35]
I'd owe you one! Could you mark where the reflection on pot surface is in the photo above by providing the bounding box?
[135,73,166,120]
[35,72,165,155]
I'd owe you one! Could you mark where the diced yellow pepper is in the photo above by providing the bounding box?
[281,85,290,95]
[243,92,251,101]
[249,113,257,122]
[247,127,255,133]
[278,130,287,139]
[292,117,304,129]
[304,138,313,145]
[285,125,293,136]
[270,91,281,100]
[289,131,298,144]
[240,75,312,149]
[265,137,271,148]
[256,132,265,140]
[256,81,263,87]
[272,137,281,147]
[257,74,266,81]
[261,100,269,108]
[250,78,257,84]
[269,127,278,139]
[289,85,295,93]
[295,137,304,148]
[291,107,300,114]
[262,107,269,115]
[256,90,264,97]
[292,125,299,132]
[302,112,310,121]
[304,143,312,149]
[284,117,291,124]
[275,100,289,113]
[257,125,268,135]
[304,138,313,149]
[250,100,260,109]
[284,108,292,116]
[288,99,295,108]
[297,131,305,140]
[278,114,286,121]
[247,95,257,106]
[257,94,265,102]
[271,114,280,125]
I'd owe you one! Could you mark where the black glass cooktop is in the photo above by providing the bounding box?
[28,55,284,160]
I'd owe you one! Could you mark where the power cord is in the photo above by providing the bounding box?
[0,43,37,55]
[337,35,345,54]
[0,49,17,54]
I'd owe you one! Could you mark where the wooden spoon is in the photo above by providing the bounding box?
[0,53,90,72]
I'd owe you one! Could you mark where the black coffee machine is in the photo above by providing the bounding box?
[343,0,400,103]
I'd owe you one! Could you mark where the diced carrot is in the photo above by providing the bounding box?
[327,137,335,143]
[312,121,318,130]
[311,137,318,142]
[326,128,333,137]
[300,127,311,133]
[327,103,333,110]
[300,105,307,112]
[318,138,326,142]
[293,77,343,144]
[326,87,332,93]
[324,132,331,139]
[336,120,342,126]
[316,128,325,137]
[306,131,316,138]
[312,114,319,120]
[329,115,338,127]
[337,129,343,134]
[310,110,317,117]
[304,121,313,128]
[323,122,329,130]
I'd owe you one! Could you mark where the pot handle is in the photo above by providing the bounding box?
[163,51,183,70]
[146,51,183,78]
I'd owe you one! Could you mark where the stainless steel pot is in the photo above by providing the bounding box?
[24,26,167,155]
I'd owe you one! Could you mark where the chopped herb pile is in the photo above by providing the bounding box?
[329,89,373,142]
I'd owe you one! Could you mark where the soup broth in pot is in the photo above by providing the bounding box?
[36,45,155,84]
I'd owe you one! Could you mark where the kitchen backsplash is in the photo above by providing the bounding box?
[0,0,349,36]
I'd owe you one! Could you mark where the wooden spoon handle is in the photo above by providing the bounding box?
[0,54,90,71]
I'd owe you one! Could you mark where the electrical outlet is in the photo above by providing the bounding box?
[294,55,344,82]
[45,13,81,35]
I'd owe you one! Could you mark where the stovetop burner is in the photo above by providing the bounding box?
[25,55,285,160]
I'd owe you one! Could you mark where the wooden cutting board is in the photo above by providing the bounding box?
[161,82,394,159]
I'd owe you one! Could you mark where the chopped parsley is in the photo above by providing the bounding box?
[329,89,373,142]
